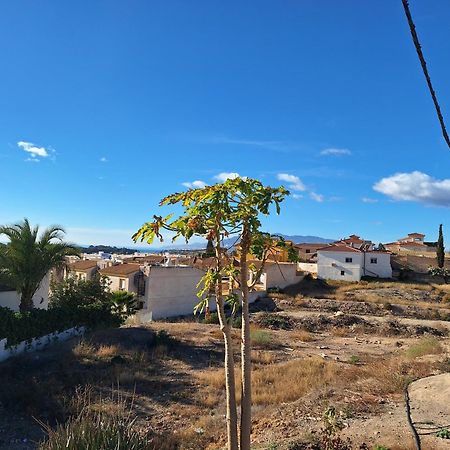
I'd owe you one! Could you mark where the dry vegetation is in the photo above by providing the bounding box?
[1,278,450,449]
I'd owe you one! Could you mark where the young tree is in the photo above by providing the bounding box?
[437,224,445,268]
[0,219,79,311]
[133,178,290,450]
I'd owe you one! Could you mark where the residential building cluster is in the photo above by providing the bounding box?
[0,231,440,318]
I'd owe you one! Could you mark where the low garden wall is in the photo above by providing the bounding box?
[0,326,86,362]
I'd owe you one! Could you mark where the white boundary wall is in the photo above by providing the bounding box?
[297,263,318,274]
[0,326,85,363]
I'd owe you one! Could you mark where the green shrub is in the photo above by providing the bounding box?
[437,427,450,439]
[203,311,219,324]
[110,290,138,319]
[251,329,273,347]
[0,303,122,348]
[348,355,360,365]
[49,276,111,309]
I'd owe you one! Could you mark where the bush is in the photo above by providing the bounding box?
[203,311,219,324]
[251,328,273,347]
[0,303,122,348]
[49,276,111,309]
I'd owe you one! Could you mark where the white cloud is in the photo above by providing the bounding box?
[292,194,303,200]
[17,141,50,160]
[100,157,108,162]
[182,180,207,189]
[214,172,241,182]
[277,173,306,191]
[320,147,351,156]
[310,192,324,202]
[373,171,450,207]
[362,197,379,203]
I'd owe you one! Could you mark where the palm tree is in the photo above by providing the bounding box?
[0,219,79,312]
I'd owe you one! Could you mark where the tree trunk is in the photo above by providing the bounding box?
[239,226,252,450]
[19,289,34,312]
[215,241,239,450]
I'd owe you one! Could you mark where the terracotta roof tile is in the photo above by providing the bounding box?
[69,260,98,271]
[99,264,141,276]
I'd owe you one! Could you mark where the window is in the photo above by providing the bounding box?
[370,258,378,264]
[345,257,353,263]
[119,279,126,290]
[340,270,345,276]
[305,249,311,254]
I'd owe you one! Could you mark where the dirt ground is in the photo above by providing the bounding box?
[1,278,450,449]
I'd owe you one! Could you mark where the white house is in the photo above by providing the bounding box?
[317,243,392,282]
[0,274,50,311]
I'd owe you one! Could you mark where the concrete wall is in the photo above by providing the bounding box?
[317,251,392,281]
[144,266,205,319]
[264,263,303,289]
[0,326,85,362]
[0,274,50,311]
[297,262,318,274]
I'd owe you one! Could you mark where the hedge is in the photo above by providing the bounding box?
[0,304,123,348]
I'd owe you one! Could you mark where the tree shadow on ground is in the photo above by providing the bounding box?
[0,324,224,442]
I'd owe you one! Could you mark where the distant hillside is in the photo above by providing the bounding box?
[276,234,335,244]
[155,233,334,251]
[81,245,138,255]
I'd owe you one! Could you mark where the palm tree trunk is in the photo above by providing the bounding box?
[19,289,34,312]
[239,226,252,450]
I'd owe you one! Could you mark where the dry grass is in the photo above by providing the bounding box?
[331,327,351,337]
[405,337,444,359]
[252,350,277,365]
[349,356,435,398]
[73,341,121,360]
[196,357,340,406]
[291,329,315,342]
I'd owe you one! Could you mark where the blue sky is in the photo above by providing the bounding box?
[1,1,449,247]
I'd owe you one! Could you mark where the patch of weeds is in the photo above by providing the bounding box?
[348,355,360,365]
[257,312,292,330]
[250,329,273,348]
[405,337,443,359]
[266,443,278,450]
[437,427,450,439]
[373,445,390,450]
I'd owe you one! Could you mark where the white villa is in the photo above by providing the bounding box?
[317,236,392,282]
[0,274,50,312]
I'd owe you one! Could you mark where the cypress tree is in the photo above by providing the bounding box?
[437,224,445,268]
[205,238,215,257]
